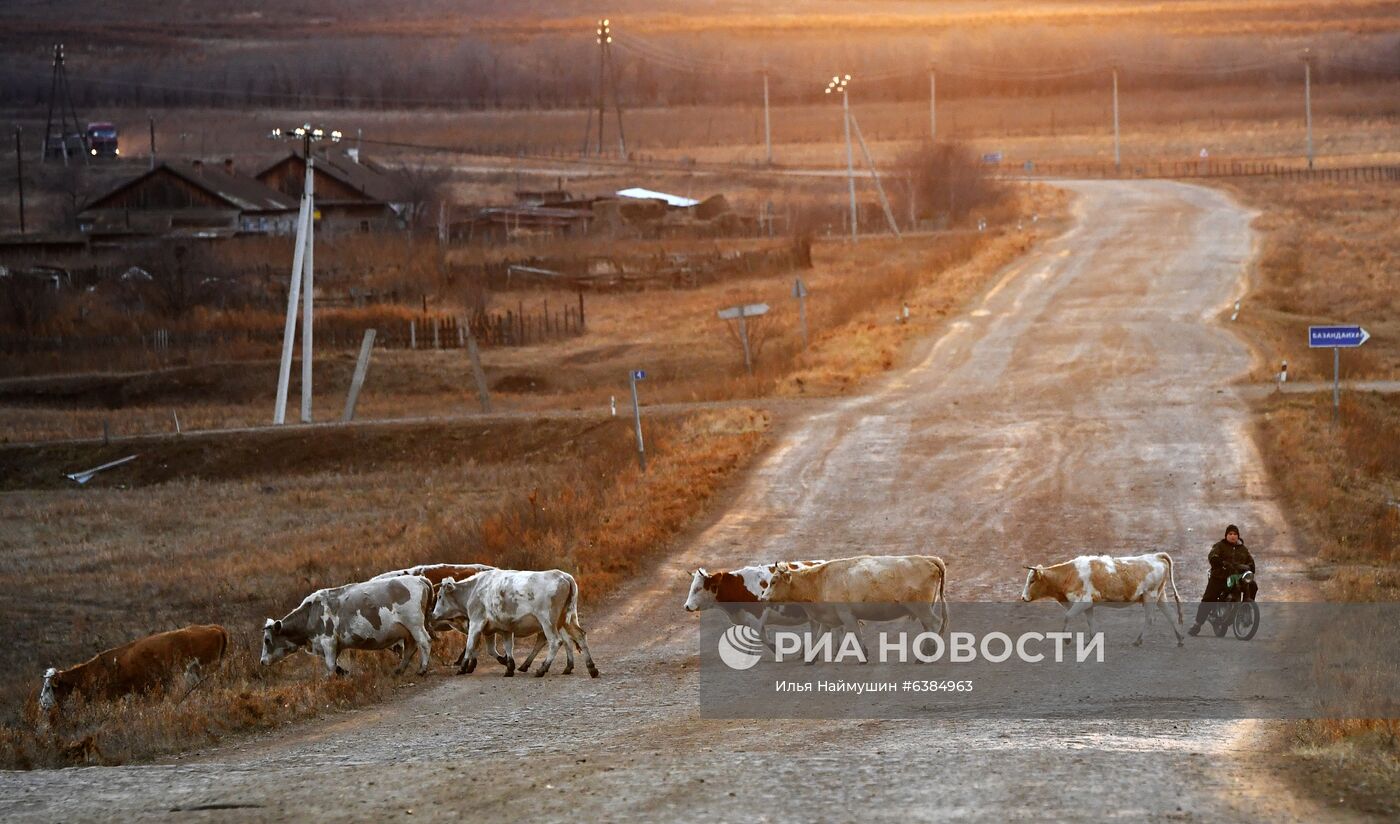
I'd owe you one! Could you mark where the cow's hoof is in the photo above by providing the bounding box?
[518,664,530,673]
[1177,640,1185,647]
[495,656,510,666]
[503,670,514,678]
[533,669,548,678]
[588,667,600,678]
[464,659,477,674]
[1132,639,1143,647]
[563,666,574,675]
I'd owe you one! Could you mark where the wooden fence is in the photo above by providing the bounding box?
[0,295,586,358]
[1006,160,1400,183]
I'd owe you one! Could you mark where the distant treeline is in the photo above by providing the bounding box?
[1,29,1397,111]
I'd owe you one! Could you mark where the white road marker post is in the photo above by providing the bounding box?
[629,369,647,472]
[342,329,377,422]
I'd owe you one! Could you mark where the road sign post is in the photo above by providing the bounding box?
[718,303,770,374]
[1308,325,1370,421]
[630,369,647,472]
[792,279,809,349]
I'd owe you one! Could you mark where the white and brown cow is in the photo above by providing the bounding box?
[39,624,229,715]
[433,569,599,678]
[683,560,826,637]
[262,575,436,678]
[372,563,499,665]
[760,555,951,647]
[1020,552,1184,646]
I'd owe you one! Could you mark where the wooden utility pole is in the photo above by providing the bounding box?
[763,68,773,165]
[849,112,901,238]
[14,126,24,234]
[1303,49,1315,170]
[1112,67,1121,171]
[928,64,937,141]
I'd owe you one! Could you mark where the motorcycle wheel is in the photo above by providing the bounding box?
[1210,605,1230,637]
[1233,601,1260,640]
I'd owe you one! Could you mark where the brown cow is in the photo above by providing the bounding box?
[683,561,827,639]
[762,555,951,643]
[39,624,229,714]
[1020,552,1184,646]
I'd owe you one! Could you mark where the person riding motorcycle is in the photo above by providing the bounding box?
[1188,524,1257,636]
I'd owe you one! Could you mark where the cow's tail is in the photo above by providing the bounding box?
[933,556,950,636]
[418,576,438,630]
[1161,552,1183,625]
[559,573,584,650]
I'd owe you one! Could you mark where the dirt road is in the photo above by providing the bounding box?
[0,181,1359,822]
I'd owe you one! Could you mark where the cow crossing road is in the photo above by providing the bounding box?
[0,181,1347,822]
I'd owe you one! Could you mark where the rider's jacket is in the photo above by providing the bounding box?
[1208,539,1255,577]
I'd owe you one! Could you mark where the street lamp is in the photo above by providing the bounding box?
[826,75,858,242]
[268,123,342,425]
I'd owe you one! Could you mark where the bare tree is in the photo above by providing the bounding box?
[898,141,1005,226]
[396,161,452,235]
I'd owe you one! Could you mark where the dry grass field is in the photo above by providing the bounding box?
[1226,176,1400,808]
[0,406,769,768]
[1224,177,1400,381]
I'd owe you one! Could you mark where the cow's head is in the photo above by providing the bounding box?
[1021,566,1050,602]
[433,578,469,623]
[763,566,795,602]
[684,569,717,612]
[38,667,66,712]
[261,618,299,667]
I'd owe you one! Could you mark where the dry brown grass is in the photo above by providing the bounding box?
[1223,177,1400,382]
[0,406,769,768]
[1231,172,1400,805]
[1254,391,1400,812]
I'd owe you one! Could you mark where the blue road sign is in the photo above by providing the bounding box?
[633,370,646,380]
[1308,325,1370,348]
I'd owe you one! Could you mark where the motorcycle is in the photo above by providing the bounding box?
[1205,569,1259,640]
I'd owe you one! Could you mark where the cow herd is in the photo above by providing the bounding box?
[36,562,598,719]
[36,551,1183,717]
[685,551,1185,647]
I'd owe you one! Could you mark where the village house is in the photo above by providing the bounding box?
[255,149,412,233]
[76,159,299,239]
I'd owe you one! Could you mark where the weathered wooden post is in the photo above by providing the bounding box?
[466,331,492,413]
[342,329,377,422]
